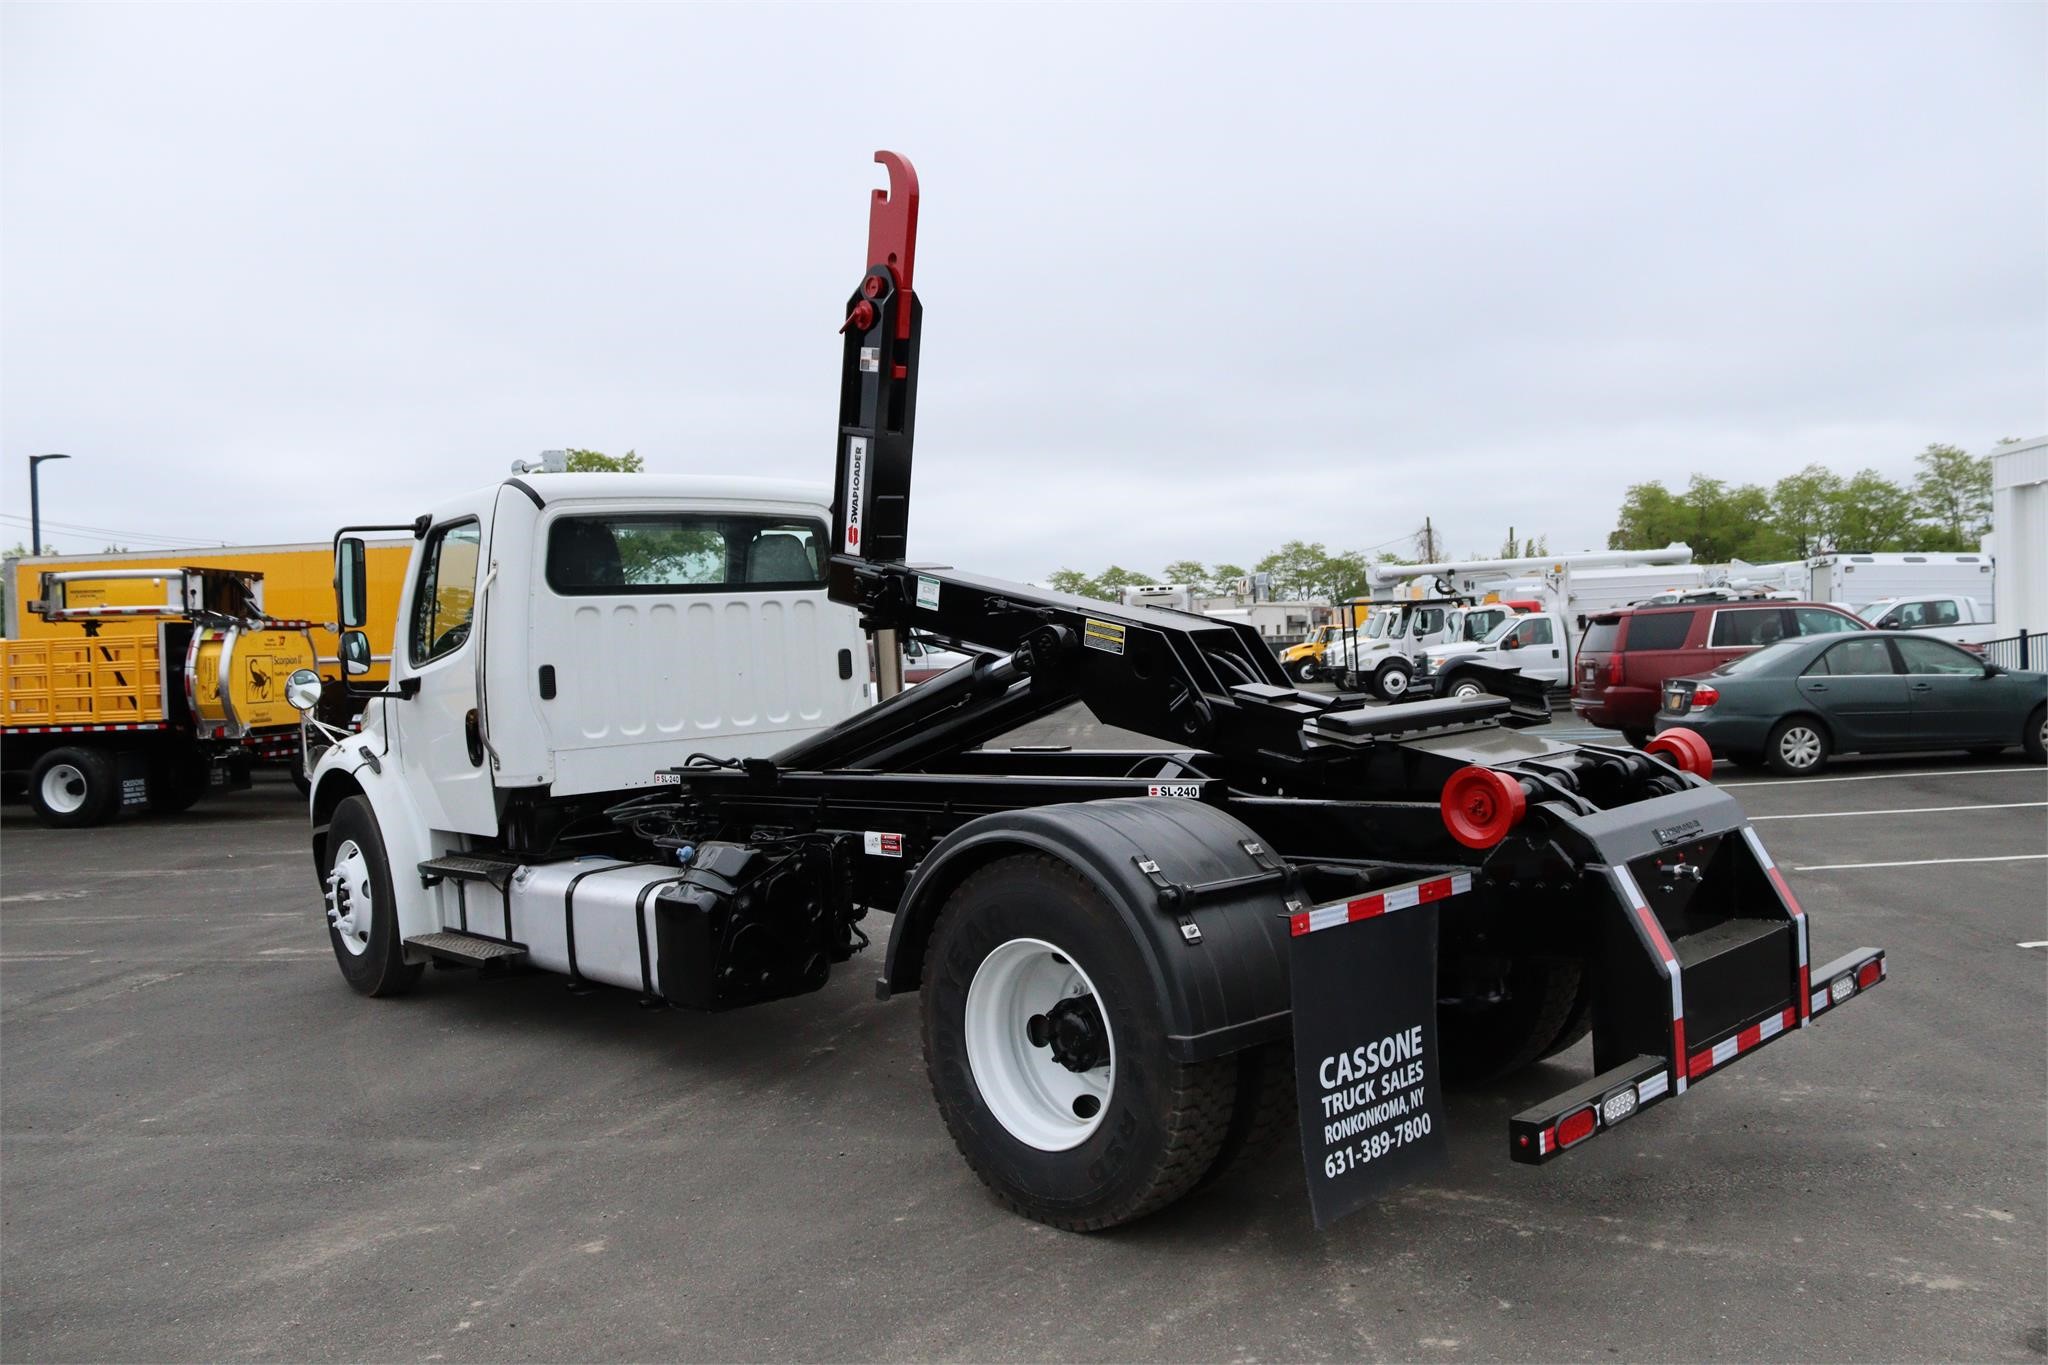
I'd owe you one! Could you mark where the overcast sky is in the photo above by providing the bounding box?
[3,3,2043,580]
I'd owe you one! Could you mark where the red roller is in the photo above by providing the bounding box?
[1440,766,1528,849]
[1646,727,1714,778]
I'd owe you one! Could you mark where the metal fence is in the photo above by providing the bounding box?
[1981,631,2046,671]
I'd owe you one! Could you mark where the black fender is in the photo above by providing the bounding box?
[880,798,1296,1062]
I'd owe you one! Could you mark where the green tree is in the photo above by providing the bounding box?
[1910,443,1991,548]
[1045,568,1099,598]
[1160,560,1210,590]
[1093,565,1151,597]
[565,448,645,473]
[1611,477,1781,562]
[1608,481,1686,552]
[1770,464,1846,557]
[1832,470,1917,552]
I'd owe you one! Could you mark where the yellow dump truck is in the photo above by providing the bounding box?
[4,540,412,681]
[1,566,319,826]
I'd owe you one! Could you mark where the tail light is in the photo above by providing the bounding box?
[1440,766,1528,848]
[1646,727,1714,778]
[1691,684,1720,708]
[1606,653,1624,687]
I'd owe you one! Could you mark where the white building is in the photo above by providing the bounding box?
[1991,435,2048,637]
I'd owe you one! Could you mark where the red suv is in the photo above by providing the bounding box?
[1571,601,1867,743]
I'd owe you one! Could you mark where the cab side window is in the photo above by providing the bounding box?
[410,520,482,666]
[1812,639,1895,676]
[1791,607,1859,636]
[1894,636,1981,675]
[1710,608,1787,648]
[1522,617,1555,646]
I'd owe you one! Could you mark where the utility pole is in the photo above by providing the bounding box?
[28,454,71,554]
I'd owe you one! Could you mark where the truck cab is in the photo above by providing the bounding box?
[1854,595,1998,650]
[1416,608,1572,700]
[1335,600,1522,700]
[307,473,869,946]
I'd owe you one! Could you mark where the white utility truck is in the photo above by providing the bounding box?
[1808,551,1994,614]
[1326,596,1525,700]
[1853,594,2001,650]
[292,152,1887,1234]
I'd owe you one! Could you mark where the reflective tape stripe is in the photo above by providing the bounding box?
[7,722,167,734]
[1744,826,1813,1027]
[1688,1006,1800,1079]
[1637,1071,1671,1103]
[1290,871,1473,937]
[1613,865,1687,1093]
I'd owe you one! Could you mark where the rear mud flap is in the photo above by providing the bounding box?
[1288,872,1467,1227]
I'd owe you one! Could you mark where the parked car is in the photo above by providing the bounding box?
[1571,600,1867,745]
[903,633,973,684]
[1655,632,2048,775]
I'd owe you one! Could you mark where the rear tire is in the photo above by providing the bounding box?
[2024,704,2046,764]
[27,747,118,828]
[1196,1042,1296,1191]
[323,796,423,997]
[1439,959,1584,1086]
[148,749,210,814]
[1765,717,1830,776]
[921,854,1238,1230]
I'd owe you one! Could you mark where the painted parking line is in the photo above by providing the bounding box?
[1720,767,2046,789]
[1792,853,2047,872]
[1751,801,2047,822]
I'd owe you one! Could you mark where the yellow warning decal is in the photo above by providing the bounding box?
[1084,619,1126,656]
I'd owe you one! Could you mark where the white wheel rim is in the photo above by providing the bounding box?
[1381,669,1409,697]
[39,763,88,814]
[326,839,374,956]
[965,938,1115,1152]
[1453,681,1483,700]
[1780,726,1822,769]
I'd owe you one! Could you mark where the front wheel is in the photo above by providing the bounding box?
[323,796,423,996]
[2024,704,2046,764]
[1766,717,1830,776]
[1373,661,1413,700]
[1445,676,1488,702]
[921,854,1238,1230]
[27,747,118,828]
[1293,658,1318,683]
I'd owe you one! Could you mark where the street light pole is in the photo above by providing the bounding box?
[28,454,71,555]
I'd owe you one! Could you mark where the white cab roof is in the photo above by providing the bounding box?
[509,473,831,508]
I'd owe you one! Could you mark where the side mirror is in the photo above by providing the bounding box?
[336,536,368,629]
[1502,637,1520,650]
[286,668,324,713]
[340,630,372,677]
[1984,663,2006,677]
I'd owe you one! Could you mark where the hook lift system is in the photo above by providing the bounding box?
[308,151,1887,1231]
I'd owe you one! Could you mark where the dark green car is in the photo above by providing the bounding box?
[1654,631,2048,776]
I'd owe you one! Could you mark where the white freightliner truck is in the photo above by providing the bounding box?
[293,152,1887,1233]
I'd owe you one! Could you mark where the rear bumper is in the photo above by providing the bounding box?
[1571,685,1660,730]
[1510,946,1886,1163]
[1654,710,1771,754]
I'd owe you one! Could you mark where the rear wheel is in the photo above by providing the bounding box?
[323,796,423,997]
[27,747,118,828]
[148,749,210,814]
[1439,959,1584,1086]
[921,854,1238,1230]
[2025,704,2046,764]
[1765,717,1830,776]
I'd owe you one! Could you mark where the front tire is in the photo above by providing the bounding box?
[323,796,423,997]
[1293,658,1318,683]
[1765,716,1830,776]
[1373,661,1413,701]
[2024,704,2046,764]
[921,854,1238,1230]
[28,747,118,828]
[1445,675,1488,702]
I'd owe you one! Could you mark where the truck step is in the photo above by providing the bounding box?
[1672,917,1795,1046]
[404,932,529,967]
[417,851,536,891]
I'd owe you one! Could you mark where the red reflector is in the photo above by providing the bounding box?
[1646,726,1713,777]
[1440,766,1528,849]
[1856,958,1883,989]
[1692,684,1720,708]
[1607,653,1624,687]
[1555,1107,1597,1149]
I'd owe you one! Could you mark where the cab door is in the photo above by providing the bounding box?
[389,517,499,835]
[1503,615,1566,685]
[1799,638,1910,747]
[1894,635,2005,744]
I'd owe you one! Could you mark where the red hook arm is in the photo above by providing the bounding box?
[868,150,919,338]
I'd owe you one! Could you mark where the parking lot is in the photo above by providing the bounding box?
[2,721,2043,1362]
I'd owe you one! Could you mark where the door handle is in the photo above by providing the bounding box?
[538,664,557,700]
[1910,682,1933,691]
[464,709,485,766]
[1805,682,1828,691]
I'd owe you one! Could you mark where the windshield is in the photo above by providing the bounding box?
[1364,613,1389,640]
[1853,602,1888,622]
[1480,618,1519,646]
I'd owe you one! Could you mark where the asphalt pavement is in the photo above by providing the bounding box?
[2,722,2043,1362]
